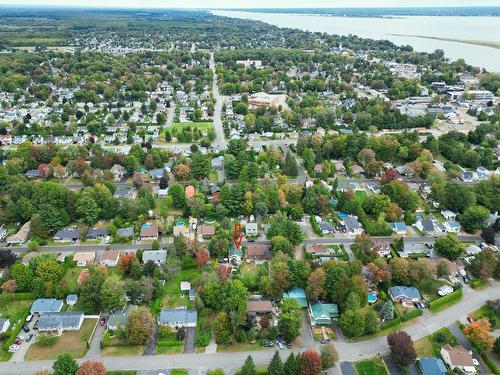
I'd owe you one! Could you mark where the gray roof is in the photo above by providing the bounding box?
[319,222,334,232]
[344,216,361,231]
[389,286,421,301]
[107,305,136,329]
[53,228,80,240]
[420,219,435,232]
[142,250,167,264]
[66,294,78,303]
[117,226,134,238]
[419,357,447,375]
[158,307,197,325]
[31,299,64,314]
[38,312,84,331]
[87,228,109,239]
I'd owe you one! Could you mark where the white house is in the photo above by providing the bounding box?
[158,307,197,328]
[0,318,10,333]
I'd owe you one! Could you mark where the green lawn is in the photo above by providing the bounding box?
[414,327,458,358]
[0,299,32,321]
[355,358,388,375]
[160,268,198,309]
[471,304,500,330]
[102,344,144,357]
[170,370,188,375]
[354,190,368,204]
[171,121,213,132]
[60,267,84,293]
[25,318,96,360]
[217,341,263,352]
[157,330,184,354]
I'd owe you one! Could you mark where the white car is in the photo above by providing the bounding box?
[8,344,19,352]
[472,359,479,366]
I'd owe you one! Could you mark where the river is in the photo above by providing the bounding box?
[213,11,500,72]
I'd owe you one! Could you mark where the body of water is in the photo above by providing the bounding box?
[213,10,500,72]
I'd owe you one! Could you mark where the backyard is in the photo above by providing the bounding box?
[160,268,198,309]
[355,357,389,375]
[25,318,97,360]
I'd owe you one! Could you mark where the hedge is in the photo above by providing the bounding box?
[309,216,322,236]
[400,308,423,322]
[482,354,500,375]
[2,308,30,352]
[429,289,463,313]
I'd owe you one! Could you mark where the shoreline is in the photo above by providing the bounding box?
[389,34,500,50]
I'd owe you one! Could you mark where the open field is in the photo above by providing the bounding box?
[172,121,213,132]
[25,318,96,360]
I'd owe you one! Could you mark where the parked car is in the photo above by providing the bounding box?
[8,345,19,352]
[466,316,474,323]
[320,339,330,344]
[260,340,273,347]
[13,338,22,345]
[26,333,33,342]
[278,342,284,349]
[22,323,30,333]
[33,321,39,330]
[99,317,106,326]
[472,358,479,366]
[25,314,33,323]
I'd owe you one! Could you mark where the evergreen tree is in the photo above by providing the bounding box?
[284,353,300,375]
[268,351,284,375]
[241,355,256,375]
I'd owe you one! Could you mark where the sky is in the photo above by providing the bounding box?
[2,0,500,9]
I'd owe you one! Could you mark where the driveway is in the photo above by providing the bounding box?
[382,355,402,375]
[448,323,489,375]
[143,326,159,356]
[339,361,355,375]
[299,311,314,347]
[183,327,196,354]
[85,320,105,359]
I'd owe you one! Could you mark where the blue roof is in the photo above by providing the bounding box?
[388,286,421,301]
[390,222,407,231]
[31,299,64,314]
[66,294,78,303]
[419,358,447,375]
[158,307,197,325]
[338,212,349,219]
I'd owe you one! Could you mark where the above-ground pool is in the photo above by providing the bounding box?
[368,292,378,304]
[142,223,151,228]
[176,221,185,227]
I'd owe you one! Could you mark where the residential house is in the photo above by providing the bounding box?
[140,224,159,241]
[54,228,80,242]
[30,298,64,314]
[443,220,461,233]
[388,286,421,303]
[440,345,476,374]
[158,307,197,328]
[66,294,78,307]
[0,225,6,242]
[73,252,96,267]
[149,169,164,180]
[6,221,30,245]
[173,225,190,237]
[142,250,167,265]
[318,221,334,235]
[25,169,40,179]
[400,240,431,258]
[418,357,447,375]
[309,302,339,326]
[86,228,109,240]
[246,300,276,317]
[99,250,120,267]
[107,305,137,331]
[306,244,330,257]
[441,210,457,220]
[245,223,258,237]
[180,281,191,292]
[38,312,84,333]
[110,164,127,180]
[415,219,436,234]
[0,318,10,333]
[198,225,215,239]
[245,244,272,262]
[373,239,391,258]
[390,222,407,235]
[344,216,363,235]
[282,288,308,308]
[116,226,134,239]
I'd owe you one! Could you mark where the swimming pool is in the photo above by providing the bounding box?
[368,292,378,304]
[176,221,185,227]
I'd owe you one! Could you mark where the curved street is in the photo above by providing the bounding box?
[4,281,498,375]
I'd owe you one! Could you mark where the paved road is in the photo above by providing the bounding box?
[209,52,227,151]
[5,281,498,374]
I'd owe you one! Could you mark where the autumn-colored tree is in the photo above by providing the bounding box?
[1,279,16,293]
[384,202,403,222]
[305,268,326,303]
[387,331,416,366]
[118,253,136,274]
[464,319,494,353]
[76,361,106,375]
[125,307,156,345]
[37,163,48,179]
[301,348,322,375]
[380,168,399,184]
[196,248,210,267]
[216,264,231,282]
[175,164,191,180]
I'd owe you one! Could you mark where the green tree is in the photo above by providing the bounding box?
[101,274,126,310]
[284,353,301,375]
[381,301,395,321]
[434,235,465,260]
[241,355,256,375]
[213,311,232,344]
[364,309,381,335]
[270,236,294,257]
[277,298,302,343]
[460,205,490,233]
[79,268,106,313]
[339,309,365,338]
[35,259,64,284]
[11,263,34,291]
[125,307,156,345]
[320,342,338,369]
[268,351,284,375]
[53,353,79,375]
[190,152,211,180]
[168,183,186,209]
